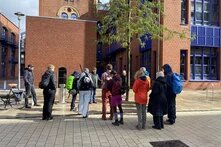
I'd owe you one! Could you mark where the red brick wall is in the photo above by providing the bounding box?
[25,16,96,86]
[0,14,19,80]
[39,0,96,19]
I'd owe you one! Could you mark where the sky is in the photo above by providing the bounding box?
[0,0,39,32]
[0,0,109,33]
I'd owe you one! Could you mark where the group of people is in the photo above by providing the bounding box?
[23,63,177,130]
[133,64,177,130]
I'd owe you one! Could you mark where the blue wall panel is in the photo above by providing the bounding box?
[191,25,220,47]
[140,34,152,52]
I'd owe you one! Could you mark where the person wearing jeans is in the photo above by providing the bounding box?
[77,68,94,118]
[133,70,150,130]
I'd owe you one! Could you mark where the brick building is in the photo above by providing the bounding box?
[25,0,221,89]
[0,13,19,82]
[25,0,98,86]
[104,0,221,89]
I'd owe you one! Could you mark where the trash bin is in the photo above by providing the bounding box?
[59,84,66,104]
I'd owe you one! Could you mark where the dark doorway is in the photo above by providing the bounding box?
[58,67,67,87]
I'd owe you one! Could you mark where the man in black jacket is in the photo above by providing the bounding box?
[24,64,39,108]
[42,64,57,120]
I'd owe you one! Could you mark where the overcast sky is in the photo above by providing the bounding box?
[0,0,39,32]
[0,0,109,32]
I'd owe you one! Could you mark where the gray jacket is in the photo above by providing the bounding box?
[24,68,34,85]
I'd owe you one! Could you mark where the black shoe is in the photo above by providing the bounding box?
[112,121,119,126]
[47,116,53,120]
[119,118,124,125]
[34,104,40,106]
[83,115,88,118]
[152,126,161,130]
[165,120,174,125]
[25,105,31,108]
[89,102,92,104]
[93,101,97,104]
[70,108,73,111]
[136,125,142,130]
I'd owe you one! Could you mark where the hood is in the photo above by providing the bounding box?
[113,74,121,81]
[139,76,147,81]
[156,76,166,84]
[162,64,172,75]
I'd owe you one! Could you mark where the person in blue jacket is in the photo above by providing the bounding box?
[162,64,176,125]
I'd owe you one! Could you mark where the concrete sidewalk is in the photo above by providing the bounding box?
[0,89,221,147]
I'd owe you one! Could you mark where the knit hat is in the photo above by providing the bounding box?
[156,71,164,79]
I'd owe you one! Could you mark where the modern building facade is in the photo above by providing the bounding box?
[105,0,221,89]
[0,13,19,82]
[25,0,221,89]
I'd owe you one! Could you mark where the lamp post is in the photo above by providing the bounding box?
[14,12,24,90]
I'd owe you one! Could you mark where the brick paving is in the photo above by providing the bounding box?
[0,89,221,147]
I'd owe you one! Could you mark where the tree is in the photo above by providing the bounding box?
[99,0,188,101]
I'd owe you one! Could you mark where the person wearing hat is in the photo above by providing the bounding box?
[148,71,167,130]
[23,64,40,108]
[133,70,150,130]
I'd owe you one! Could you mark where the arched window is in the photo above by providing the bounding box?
[61,12,68,19]
[57,6,80,19]
[71,13,78,20]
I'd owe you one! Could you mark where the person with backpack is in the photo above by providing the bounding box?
[42,64,56,120]
[66,71,80,111]
[148,71,167,130]
[77,68,94,118]
[133,70,150,130]
[107,70,124,126]
[162,64,177,125]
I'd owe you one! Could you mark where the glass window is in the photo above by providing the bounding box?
[191,0,219,26]
[61,12,68,19]
[71,13,78,20]
[191,47,218,80]
[181,0,188,25]
[180,50,187,80]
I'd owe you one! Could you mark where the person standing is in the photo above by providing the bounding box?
[148,71,167,130]
[90,67,100,104]
[107,70,124,126]
[42,64,57,120]
[133,70,150,130]
[69,71,80,111]
[162,64,176,125]
[23,64,39,108]
[77,68,94,118]
[101,64,113,120]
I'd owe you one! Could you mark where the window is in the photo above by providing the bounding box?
[71,13,78,20]
[181,0,188,25]
[1,27,7,38]
[191,47,218,80]
[1,46,6,78]
[140,50,151,76]
[11,33,15,44]
[180,50,187,80]
[61,12,68,19]
[191,0,219,26]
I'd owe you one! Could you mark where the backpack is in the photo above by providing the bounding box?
[79,73,93,90]
[66,75,74,90]
[172,73,183,94]
[39,72,50,89]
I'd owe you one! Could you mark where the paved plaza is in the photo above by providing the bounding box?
[0,89,221,147]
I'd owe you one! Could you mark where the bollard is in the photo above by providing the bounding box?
[59,84,66,104]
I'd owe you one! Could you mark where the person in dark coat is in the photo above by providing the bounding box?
[162,64,176,125]
[148,71,167,130]
[42,64,57,120]
[70,71,80,111]
[23,64,39,108]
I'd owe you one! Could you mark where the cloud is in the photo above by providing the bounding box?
[0,0,39,32]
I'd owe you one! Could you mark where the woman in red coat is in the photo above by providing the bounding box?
[133,70,150,130]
